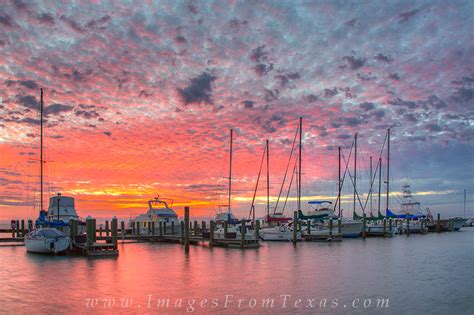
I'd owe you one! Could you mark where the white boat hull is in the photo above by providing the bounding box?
[260,226,301,241]
[25,236,70,254]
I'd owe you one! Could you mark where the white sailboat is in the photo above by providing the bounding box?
[25,89,72,254]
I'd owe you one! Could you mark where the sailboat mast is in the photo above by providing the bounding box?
[353,133,357,215]
[228,129,233,213]
[298,117,302,212]
[378,157,382,216]
[464,188,466,219]
[338,146,341,217]
[370,156,373,215]
[386,128,390,212]
[266,139,270,217]
[40,88,44,212]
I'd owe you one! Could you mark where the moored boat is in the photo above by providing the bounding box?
[129,197,179,234]
[25,228,71,254]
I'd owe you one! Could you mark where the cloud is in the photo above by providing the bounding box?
[44,103,74,116]
[103,131,112,136]
[342,55,366,70]
[359,102,375,111]
[242,100,254,109]
[374,53,393,63]
[398,9,419,23]
[177,72,217,105]
[425,123,442,132]
[17,94,37,109]
[389,73,400,80]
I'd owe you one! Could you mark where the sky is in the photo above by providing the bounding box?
[0,0,473,220]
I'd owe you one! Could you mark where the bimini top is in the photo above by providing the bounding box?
[386,209,426,219]
[308,200,332,205]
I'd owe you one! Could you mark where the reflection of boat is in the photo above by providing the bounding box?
[25,228,71,254]
[129,197,179,234]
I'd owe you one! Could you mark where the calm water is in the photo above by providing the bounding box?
[0,229,473,314]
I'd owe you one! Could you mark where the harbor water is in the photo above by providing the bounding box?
[0,228,473,314]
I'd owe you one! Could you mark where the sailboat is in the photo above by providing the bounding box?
[213,129,258,241]
[25,89,71,254]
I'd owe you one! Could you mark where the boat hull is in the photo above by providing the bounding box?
[260,226,301,241]
[25,236,70,254]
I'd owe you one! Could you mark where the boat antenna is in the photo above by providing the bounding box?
[40,88,44,212]
[338,146,341,217]
[353,133,357,216]
[378,157,382,217]
[386,128,390,213]
[298,117,302,212]
[266,139,270,218]
[228,128,233,214]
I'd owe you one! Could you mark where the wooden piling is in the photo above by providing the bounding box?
[240,219,246,248]
[202,221,206,234]
[132,221,136,234]
[209,220,215,246]
[255,220,260,239]
[21,220,25,237]
[449,219,453,232]
[338,219,342,236]
[329,219,333,237]
[180,221,185,243]
[148,221,152,235]
[184,207,190,253]
[151,221,155,236]
[92,219,97,242]
[11,221,15,238]
[159,221,163,237]
[389,218,392,234]
[86,216,94,249]
[16,220,19,237]
[28,219,33,233]
[224,221,228,236]
[293,211,297,245]
[111,217,118,250]
[171,221,175,235]
[383,218,387,237]
[121,221,125,240]
[136,221,140,235]
[163,222,167,236]
[193,221,197,236]
[105,220,110,237]
[307,219,311,235]
[406,213,410,236]
[437,213,441,233]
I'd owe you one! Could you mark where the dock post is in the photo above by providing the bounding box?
[171,221,175,235]
[437,213,441,233]
[11,220,15,238]
[132,221,136,235]
[69,219,75,242]
[92,219,97,242]
[240,219,246,248]
[293,211,297,245]
[136,222,140,235]
[106,220,110,237]
[383,218,387,237]
[99,225,103,237]
[193,221,198,236]
[149,221,154,236]
[148,221,152,235]
[86,216,94,250]
[362,214,366,239]
[224,221,228,237]
[449,219,453,232]
[255,220,260,239]
[338,218,342,236]
[202,221,206,236]
[121,221,125,240]
[21,220,25,237]
[406,213,410,236]
[163,222,167,236]
[184,207,190,254]
[111,217,118,250]
[329,218,333,238]
[28,219,33,233]
[307,220,311,235]
[389,218,392,234]
[16,220,20,237]
[209,220,215,246]
[159,222,163,238]
[180,221,185,243]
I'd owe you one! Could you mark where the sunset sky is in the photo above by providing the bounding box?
[0,0,473,220]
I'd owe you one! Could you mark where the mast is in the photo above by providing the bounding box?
[298,117,302,212]
[338,146,341,218]
[464,188,467,219]
[370,156,373,216]
[266,139,270,217]
[386,128,390,213]
[228,129,233,213]
[353,133,357,215]
[40,88,44,212]
[378,157,382,217]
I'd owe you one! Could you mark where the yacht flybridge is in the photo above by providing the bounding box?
[129,196,179,234]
